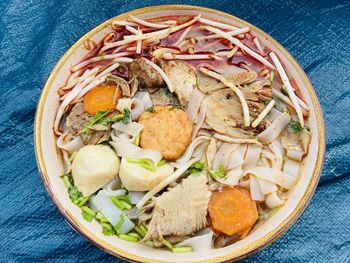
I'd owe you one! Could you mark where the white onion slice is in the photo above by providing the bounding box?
[89,190,135,234]
[102,188,126,197]
[116,98,132,112]
[130,98,145,121]
[134,92,153,109]
[269,140,283,170]
[249,175,264,201]
[265,191,285,208]
[244,166,296,190]
[176,136,210,163]
[103,178,122,193]
[175,229,214,252]
[283,159,300,177]
[257,112,291,143]
[57,133,85,153]
[136,158,200,209]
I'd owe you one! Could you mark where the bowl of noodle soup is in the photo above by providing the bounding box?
[34,5,325,262]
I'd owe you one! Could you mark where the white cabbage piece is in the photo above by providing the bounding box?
[175,228,213,252]
[89,190,135,234]
[71,145,120,196]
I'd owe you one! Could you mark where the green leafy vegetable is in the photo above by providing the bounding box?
[122,108,131,124]
[98,113,124,126]
[188,161,205,175]
[146,106,155,113]
[208,164,226,179]
[79,109,111,134]
[288,120,303,133]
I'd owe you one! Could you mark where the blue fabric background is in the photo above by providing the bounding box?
[0,0,349,262]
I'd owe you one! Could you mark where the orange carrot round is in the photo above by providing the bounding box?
[208,187,258,236]
[84,84,122,114]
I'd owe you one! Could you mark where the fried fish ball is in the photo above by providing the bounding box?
[138,106,192,161]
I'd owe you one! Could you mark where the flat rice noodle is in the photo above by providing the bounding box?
[192,141,209,158]
[226,147,243,170]
[283,159,300,177]
[109,140,162,164]
[267,108,282,122]
[214,133,262,146]
[186,88,205,122]
[205,138,218,169]
[112,121,144,137]
[286,149,304,161]
[212,142,237,169]
[265,191,284,208]
[257,178,277,195]
[269,140,284,170]
[216,168,242,186]
[244,144,261,166]
[176,136,210,163]
[244,166,296,190]
[136,158,200,208]
[249,175,264,201]
[257,112,291,143]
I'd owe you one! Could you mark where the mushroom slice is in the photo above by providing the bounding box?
[106,75,131,97]
[162,61,197,106]
[205,88,254,138]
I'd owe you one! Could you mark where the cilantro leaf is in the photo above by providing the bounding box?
[208,164,226,179]
[188,161,205,175]
[146,106,155,113]
[288,120,303,133]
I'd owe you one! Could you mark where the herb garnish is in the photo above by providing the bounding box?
[288,120,303,133]
[79,109,111,134]
[170,104,183,110]
[160,88,176,98]
[188,161,205,176]
[208,164,226,179]
[146,106,155,113]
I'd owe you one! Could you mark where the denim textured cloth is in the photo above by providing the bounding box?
[0,0,349,262]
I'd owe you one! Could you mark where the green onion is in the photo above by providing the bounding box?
[208,164,225,179]
[128,232,140,239]
[63,175,72,188]
[134,226,144,237]
[134,133,141,146]
[96,212,108,222]
[171,246,193,253]
[98,113,124,126]
[145,240,155,247]
[161,239,173,250]
[120,200,132,210]
[157,159,167,166]
[79,109,111,134]
[188,161,205,175]
[122,108,131,124]
[110,196,126,210]
[127,158,157,172]
[139,224,148,236]
[81,206,95,222]
[101,222,116,236]
[119,234,139,242]
[77,196,90,207]
[69,151,77,162]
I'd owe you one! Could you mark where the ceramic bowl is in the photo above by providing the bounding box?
[34,5,325,262]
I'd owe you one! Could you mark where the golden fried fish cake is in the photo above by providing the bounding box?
[138,106,192,161]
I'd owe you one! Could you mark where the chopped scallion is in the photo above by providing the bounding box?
[171,246,193,253]
[119,234,139,242]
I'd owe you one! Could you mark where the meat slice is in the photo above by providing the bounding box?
[140,175,211,240]
[128,58,165,89]
[162,61,197,106]
[66,102,110,145]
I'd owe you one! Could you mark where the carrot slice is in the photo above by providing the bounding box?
[84,84,122,114]
[208,187,258,236]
